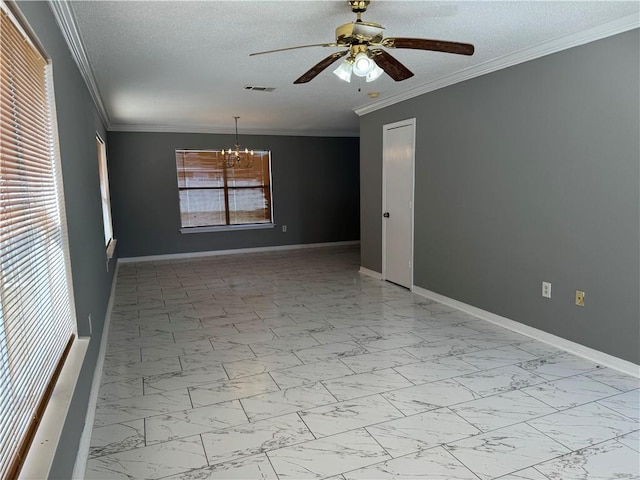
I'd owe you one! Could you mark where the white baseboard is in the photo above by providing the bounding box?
[71,262,120,479]
[118,240,360,264]
[359,266,383,280]
[412,285,640,378]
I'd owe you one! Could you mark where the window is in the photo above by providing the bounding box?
[0,4,76,478]
[176,150,273,229]
[96,134,116,258]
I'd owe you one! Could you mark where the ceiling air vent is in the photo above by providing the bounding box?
[243,86,276,92]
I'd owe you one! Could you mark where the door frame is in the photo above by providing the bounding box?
[381,118,416,289]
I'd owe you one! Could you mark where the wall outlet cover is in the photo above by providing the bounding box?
[575,290,585,307]
[542,281,552,299]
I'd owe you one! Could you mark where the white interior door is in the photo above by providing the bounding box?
[383,119,415,289]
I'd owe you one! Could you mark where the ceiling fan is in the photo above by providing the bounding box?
[250,0,475,84]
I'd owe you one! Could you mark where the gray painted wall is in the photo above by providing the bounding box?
[15,2,117,478]
[107,132,360,257]
[360,30,640,364]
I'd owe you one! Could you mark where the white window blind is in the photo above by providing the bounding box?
[0,6,76,478]
[176,150,273,228]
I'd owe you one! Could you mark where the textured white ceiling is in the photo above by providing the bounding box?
[67,1,639,136]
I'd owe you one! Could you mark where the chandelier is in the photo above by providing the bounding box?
[223,116,255,168]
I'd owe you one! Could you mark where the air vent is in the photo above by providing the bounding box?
[243,86,276,92]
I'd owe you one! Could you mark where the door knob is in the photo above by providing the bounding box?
[383,212,390,218]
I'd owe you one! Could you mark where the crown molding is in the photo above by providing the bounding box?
[109,123,359,138]
[355,12,640,117]
[48,0,111,129]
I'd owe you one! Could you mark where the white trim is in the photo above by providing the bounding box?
[106,238,117,260]
[382,118,416,289]
[118,240,361,264]
[412,285,640,378]
[3,1,47,57]
[19,338,89,480]
[71,262,120,480]
[97,133,115,254]
[180,224,276,234]
[359,266,382,280]
[110,123,359,138]
[355,13,640,117]
[381,130,387,280]
[47,0,110,129]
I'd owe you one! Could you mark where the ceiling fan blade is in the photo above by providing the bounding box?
[382,37,475,56]
[250,43,339,56]
[370,49,414,82]
[294,50,348,84]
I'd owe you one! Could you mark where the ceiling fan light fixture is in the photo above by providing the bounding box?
[333,58,353,82]
[352,52,374,77]
[366,63,384,82]
[250,0,475,85]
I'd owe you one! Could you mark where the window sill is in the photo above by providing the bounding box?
[180,224,276,234]
[106,238,117,259]
[19,338,89,480]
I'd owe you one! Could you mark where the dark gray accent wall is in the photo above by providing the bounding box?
[107,132,360,257]
[15,2,117,478]
[360,30,640,364]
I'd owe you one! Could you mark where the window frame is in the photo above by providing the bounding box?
[96,134,116,259]
[175,149,275,233]
[0,2,78,477]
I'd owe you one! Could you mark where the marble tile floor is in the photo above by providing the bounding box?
[86,245,639,479]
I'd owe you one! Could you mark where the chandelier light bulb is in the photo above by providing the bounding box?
[352,52,374,77]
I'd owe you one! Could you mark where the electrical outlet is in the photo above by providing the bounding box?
[575,290,585,307]
[282,225,287,233]
[542,281,551,299]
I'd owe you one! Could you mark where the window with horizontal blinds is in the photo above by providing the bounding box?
[0,6,76,479]
[176,150,273,228]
